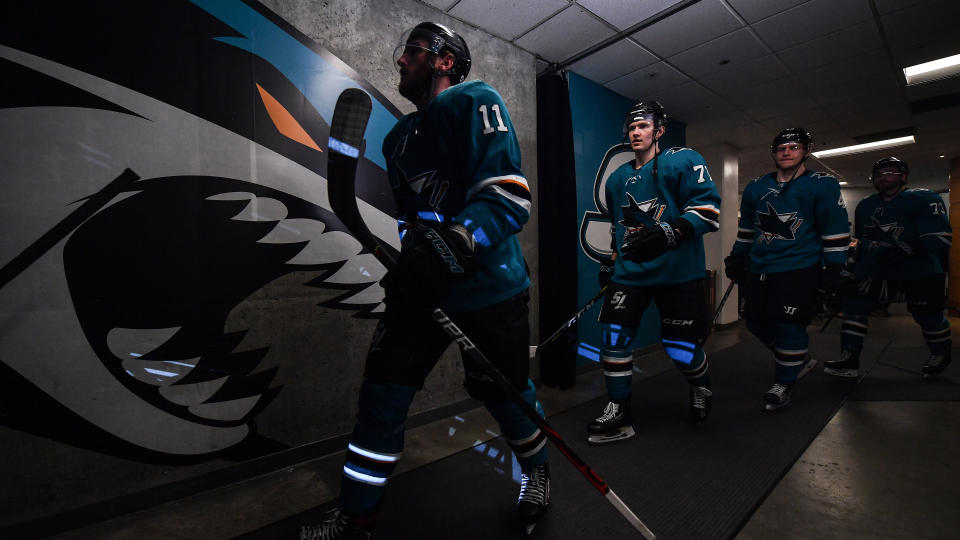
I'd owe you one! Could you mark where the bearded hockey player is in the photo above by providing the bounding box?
[824,157,952,379]
[301,22,549,539]
[725,128,852,411]
[589,100,720,444]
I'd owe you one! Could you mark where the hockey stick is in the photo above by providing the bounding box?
[701,279,736,346]
[535,285,608,352]
[326,88,655,539]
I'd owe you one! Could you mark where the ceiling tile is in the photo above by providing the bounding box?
[700,54,792,95]
[514,4,616,63]
[777,19,883,72]
[450,0,567,41]
[630,0,743,58]
[751,0,873,51]
[644,81,721,113]
[568,38,658,84]
[667,28,767,79]
[421,0,459,10]
[603,61,691,100]
[728,76,816,120]
[881,0,960,68]
[727,0,811,23]
[874,0,934,15]
[807,49,891,90]
[578,0,686,30]
[831,108,913,138]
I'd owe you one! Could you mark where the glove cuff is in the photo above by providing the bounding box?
[669,217,695,245]
[446,223,476,258]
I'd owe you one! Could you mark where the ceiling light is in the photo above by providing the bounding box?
[940,154,946,158]
[903,53,960,85]
[811,136,915,158]
[838,181,848,185]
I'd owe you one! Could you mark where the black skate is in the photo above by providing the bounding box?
[689,385,713,423]
[763,382,792,411]
[922,350,952,379]
[824,349,860,378]
[587,400,635,444]
[299,507,373,540]
[517,462,550,536]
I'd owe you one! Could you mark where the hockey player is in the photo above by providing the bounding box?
[724,128,852,411]
[824,157,952,379]
[588,101,720,444]
[301,22,548,539]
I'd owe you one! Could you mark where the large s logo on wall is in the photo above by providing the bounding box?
[0,1,400,457]
[579,143,634,262]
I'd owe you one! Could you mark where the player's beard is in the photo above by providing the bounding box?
[399,66,434,103]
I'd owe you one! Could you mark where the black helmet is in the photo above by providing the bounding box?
[871,156,909,188]
[872,156,909,177]
[397,22,471,83]
[771,127,813,153]
[623,101,667,136]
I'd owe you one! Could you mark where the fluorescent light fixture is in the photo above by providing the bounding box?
[838,181,848,185]
[811,136,915,158]
[904,53,960,85]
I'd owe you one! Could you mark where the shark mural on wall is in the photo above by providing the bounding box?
[0,1,402,457]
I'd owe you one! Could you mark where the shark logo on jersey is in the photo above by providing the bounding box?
[863,216,904,245]
[619,193,665,230]
[400,169,450,210]
[755,201,802,243]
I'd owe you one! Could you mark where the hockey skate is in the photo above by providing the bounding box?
[763,382,792,411]
[689,385,713,423]
[587,400,635,444]
[517,462,550,536]
[299,507,373,540]
[922,350,952,379]
[824,349,859,378]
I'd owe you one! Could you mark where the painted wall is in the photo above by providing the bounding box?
[0,0,538,527]
[569,73,685,362]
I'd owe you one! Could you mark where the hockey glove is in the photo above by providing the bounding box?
[620,218,694,263]
[819,263,857,311]
[724,253,748,283]
[598,258,615,288]
[874,243,915,266]
[382,222,475,313]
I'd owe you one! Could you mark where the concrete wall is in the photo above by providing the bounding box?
[0,0,538,527]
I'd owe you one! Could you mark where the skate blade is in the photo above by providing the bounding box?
[587,426,636,445]
[524,523,536,536]
[798,358,818,379]
[823,367,858,378]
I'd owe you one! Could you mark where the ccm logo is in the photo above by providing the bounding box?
[663,319,694,326]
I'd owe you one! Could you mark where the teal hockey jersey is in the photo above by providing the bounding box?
[732,170,849,273]
[382,80,531,312]
[853,189,951,279]
[605,147,721,286]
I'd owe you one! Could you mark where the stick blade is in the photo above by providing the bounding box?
[328,88,373,158]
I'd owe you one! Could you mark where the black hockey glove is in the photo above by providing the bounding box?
[874,243,915,266]
[620,218,694,263]
[382,222,475,313]
[598,258,615,288]
[819,263,857,310]
[724,253,748,283]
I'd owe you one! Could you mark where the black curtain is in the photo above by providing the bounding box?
[536,73,578,388]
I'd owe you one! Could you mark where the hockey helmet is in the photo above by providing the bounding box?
[623,100,667,136]
[394,22,471,83]
[871,156,909,187]
[771,127,813,153]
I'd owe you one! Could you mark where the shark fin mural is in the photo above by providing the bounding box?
[0,1,403,459]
